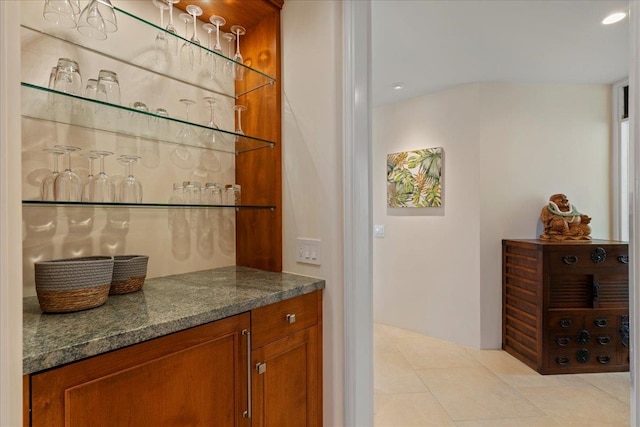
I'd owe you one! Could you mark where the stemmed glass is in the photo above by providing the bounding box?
[165,0,180,54]
[202,23,216,78]
[210,16,226,56]
[43,0,80,29]
[179,12,194,71]
[117,155,143,203]
[91,151,115,202]
[54,145,82,201]
[173,99,197,168]
[153,0,170,62]
[223,32,236,76]
[186,5,203,65]
[234,104,247,135]
[41,148,64,201]
[201,97,218,145]
[230,25,246,80]
[176,98,197,144]
[82,152,99,202]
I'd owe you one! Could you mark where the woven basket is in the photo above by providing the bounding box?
[35,256,114,313]
[110,255,149,295]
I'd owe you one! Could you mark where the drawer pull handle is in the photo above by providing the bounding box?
[591,247,606,263]
[562,256,578,265]
[597,336,612,345]
[577,330,590,344]
[576,348,590,363]
[594,318,608,328]
[556,337,571,347]
[597,355,611,365]
[619,255,629,264]
[559,319,573,328]
[556,357,570,366]
[286,313,297,324]
[242,329,251,419]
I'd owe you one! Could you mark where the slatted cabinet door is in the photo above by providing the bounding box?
[29,313,250,427]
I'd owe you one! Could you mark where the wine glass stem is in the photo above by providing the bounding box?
[236,34,240,56]
[185,104,191,121]
[208,32,212,49]
[100,156,106,174]
[192,15,197,40]
[237,110,242,132]
[65,151,72,172]
[160,8,164,28]
[216,25,220,47]
[53,154,59,173]
[168,3,174,27]
[127,162,133,178]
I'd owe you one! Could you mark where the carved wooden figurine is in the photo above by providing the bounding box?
[540,193,591,241]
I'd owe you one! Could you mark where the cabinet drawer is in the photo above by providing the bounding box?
[549,348,619,369]
[252,292,319,349]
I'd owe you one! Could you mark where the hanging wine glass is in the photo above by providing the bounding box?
[41,148,65,201]
[179,12,194,71]
[201,96,219,145]
[223,32,236,76]
[117,155,143,203]
[153,0,170,62]
[90,150,115,202]
[202,23,216,78]
[230,25,246,80]
[165,0,180,55]
[173,99,197,168]
[82,152,99,202]
[186,5,202,66]
[176,98,197,144]
[53,145,82,201]
[210,15,226,55]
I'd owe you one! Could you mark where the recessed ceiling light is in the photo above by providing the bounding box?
[602,11,627,25]
[392,83,405,90]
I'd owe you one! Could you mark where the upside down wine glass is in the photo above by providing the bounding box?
[165,0,180,55]
[91,150,115,202]
[233,104,246,145]
[153,0,170,62]
[202,23,216,79]
[230,25,246,80]
[54,145,82,201]
[117,155,143,203]
[201,97,218,145]
[179,12,194,71]
[186,4,202,66]
[223,32,236,76]
[81,152,99,202]
[41,148,64,201]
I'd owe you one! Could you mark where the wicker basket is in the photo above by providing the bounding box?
[34,256,114,313]
[110,255,149,295]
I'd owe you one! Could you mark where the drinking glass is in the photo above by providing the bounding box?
[183,181,202,230]
[176,98,197,145]
[85,79,107,101]
[223,32,235,76]
[153,0,170,61]
[43,0,79,29]
[234,104,247,136]
[90,151,115,202]
[76,0,107,40]
[230,25,246,80]
[165,0,180,54]
[131,101,151,136]
[54,145,82,201]
[186,5,202,65]
[98,69,121,104]
[117,155,143,203]
[201,96,218,145]
[153,107,171,138]
[204,182,223,205]
[78,0,117,34]
[81,152,99,202]
[202,23,216,78]
[210,15,226,55]
[179,13,194,71]
[53,58,83,95]
[41,148,64,201]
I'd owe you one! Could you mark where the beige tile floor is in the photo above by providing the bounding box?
[374,323,630,427]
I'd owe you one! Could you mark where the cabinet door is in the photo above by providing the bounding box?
[252,326,320,427]
[30,313,250,427]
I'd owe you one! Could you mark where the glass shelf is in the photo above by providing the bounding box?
[22,200,276,210]
[21,83,275,154]
[20,5,275,99]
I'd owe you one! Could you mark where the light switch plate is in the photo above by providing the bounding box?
[296,238,321,265]
[374,225,385,238]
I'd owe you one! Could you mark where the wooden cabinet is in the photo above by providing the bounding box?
[251,291,323,427]
[502,239,629,374]
[28,313,250,426]
[25,291,323,426]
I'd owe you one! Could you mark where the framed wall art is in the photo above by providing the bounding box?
[387,147,443,208]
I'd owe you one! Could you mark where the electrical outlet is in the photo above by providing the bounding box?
[296,238,321,265]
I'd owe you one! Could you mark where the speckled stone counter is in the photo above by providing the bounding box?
[23,266,325,374]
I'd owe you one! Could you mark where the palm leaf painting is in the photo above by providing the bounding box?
[387,147,443,207]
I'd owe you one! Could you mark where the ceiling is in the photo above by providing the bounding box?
[372,0,629,107]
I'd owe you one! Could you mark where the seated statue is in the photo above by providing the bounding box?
[540,193,591,241]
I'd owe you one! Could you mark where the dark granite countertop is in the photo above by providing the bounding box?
[23,266,325,374]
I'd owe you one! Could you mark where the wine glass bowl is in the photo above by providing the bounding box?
[41,148,65,201]
[201,96,219,145]
[43,0,79,29]
[223,32,236,76]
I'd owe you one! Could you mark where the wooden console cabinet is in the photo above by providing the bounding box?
[502,239,629,374]
[25,291,323,426]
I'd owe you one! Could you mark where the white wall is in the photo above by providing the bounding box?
[281,1,344,425]
[373,83,611,349]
